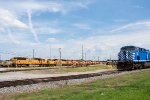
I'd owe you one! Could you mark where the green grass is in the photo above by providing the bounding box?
[49,65,110,73]
[11,69,150,100]
[2,64,110,73]
[23,65,110,74]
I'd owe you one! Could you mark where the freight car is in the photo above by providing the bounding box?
[0,57,101,67]
[117,46,150,70]
[11,57,29,67]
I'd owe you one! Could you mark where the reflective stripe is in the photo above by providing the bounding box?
[133,60,150,61]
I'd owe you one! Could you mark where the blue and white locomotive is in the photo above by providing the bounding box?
[117,46,150,70]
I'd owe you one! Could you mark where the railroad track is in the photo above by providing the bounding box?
[0,67,58,73]
[0,70,122,88]
[0,65,99,73]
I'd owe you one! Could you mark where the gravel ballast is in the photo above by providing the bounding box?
[0,69,149,95]
[0,69,112,82]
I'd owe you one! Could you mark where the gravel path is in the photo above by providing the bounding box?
[0,69,149,99]
[0,69,113,82]
[0,68,7,71]
[0,70,124,95]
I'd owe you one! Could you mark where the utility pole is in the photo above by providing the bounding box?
[50,46,51,59]
[82,45,84,60]
[59,48,61,60]
[33,49,35,59]
[94,57,95,61]
[98,56,100,61]
[84,53,86,60]
[110,55,111,60]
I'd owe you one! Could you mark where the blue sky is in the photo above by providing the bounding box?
[0,0,150,60]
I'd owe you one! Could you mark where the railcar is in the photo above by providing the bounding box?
[76,60,85,67]
[59,59,68,66]
[0,56,100,67]
[67,60,73,66]
[117,46,150,70]
[47,59,57,66]
[31,58,48,67]
[11,57,29,67]
[28,58,41,67]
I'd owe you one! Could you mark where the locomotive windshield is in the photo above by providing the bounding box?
[121,46,136,51]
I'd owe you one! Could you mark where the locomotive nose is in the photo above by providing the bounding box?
[121,50,132,61]
[123,51,126,60]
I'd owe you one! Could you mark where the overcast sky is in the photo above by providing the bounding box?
[0,0,150,60]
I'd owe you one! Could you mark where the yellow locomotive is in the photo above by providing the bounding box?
[1,57,101,67]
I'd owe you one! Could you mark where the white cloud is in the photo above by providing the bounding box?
[0,0,93,44]
[0,0,92,14]
[110,20,150,32]
[27,10,38,42]
[4,0,150,60]
[3,24,150,60]
[0,8,28,45]
[0,0,96,59]
[0,8,28,29]
[58,20,150,60]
